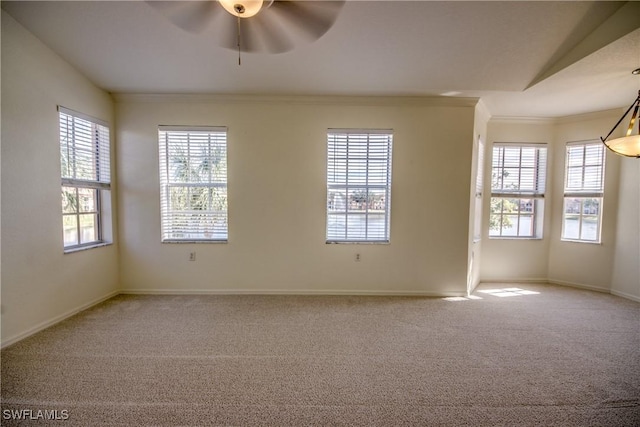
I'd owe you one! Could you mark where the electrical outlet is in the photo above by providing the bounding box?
[189,252,196,261]
[355,253,361,262]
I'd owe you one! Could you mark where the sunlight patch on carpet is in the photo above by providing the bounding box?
[478,287,540,297]
[444,288,540,301]
[443,295,483,302]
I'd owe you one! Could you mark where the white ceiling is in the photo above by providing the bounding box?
[3,0,640,118]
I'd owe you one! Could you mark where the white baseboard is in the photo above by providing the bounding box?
[610,289,640,303]
[119,288,465,297]
[1,289,120,349]
[547,279,610,293]
[479,277,612,294]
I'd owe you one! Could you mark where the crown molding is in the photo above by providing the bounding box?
[489,116,555,125]
[490,107,625,125]
[112,93,479,108]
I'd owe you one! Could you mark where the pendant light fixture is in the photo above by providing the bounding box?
[600,68,640,158]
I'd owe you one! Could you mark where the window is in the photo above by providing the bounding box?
[59,107,111,250]
[158,126,228,242]
[561,141,605,243]
[326,129,393,243]
[489,144,547,238]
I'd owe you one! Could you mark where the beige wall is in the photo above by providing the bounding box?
[611,157,640,301]
[1,12,119,346]
[115,95,476,296]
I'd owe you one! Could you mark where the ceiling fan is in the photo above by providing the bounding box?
[148,0,345,59]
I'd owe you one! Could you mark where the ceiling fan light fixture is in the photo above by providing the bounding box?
[219,0,264,18]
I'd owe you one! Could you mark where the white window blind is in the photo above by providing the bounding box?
[158,126,228,242]
[59,107,111,249]
[491,144,547,196]
[562,141,605,242]
[59,107,110,187]
[326,129,393,243]
[565,142,605,195]
[490,144,547,238]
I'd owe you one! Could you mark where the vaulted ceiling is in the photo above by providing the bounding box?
[3,1,639,117]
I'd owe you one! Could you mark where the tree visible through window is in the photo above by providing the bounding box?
[326,129,393,243]
[489,144,547,238]
[59,107,111,250]
[561,141,605,242]
[158,127,228,242]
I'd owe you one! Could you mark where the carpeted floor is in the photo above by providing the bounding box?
[1,283,639,426]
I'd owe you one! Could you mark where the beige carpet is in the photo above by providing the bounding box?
[1,283,639,426]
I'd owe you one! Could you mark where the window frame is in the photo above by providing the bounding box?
[158,126,229,243]
[489,143,547,239]
[326,129,393,244]
[561,140,605,244]
[59,106,112,252]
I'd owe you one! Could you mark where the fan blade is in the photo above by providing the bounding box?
[151,1,345,55]
[216,15,293,54]
[241,14,296,53]
[217,11,242,50]
[147,1,222,34]
[267,1,345,42]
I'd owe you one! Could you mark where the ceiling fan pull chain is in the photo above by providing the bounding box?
[237,15,242,66]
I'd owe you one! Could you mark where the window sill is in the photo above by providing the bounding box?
[326,241,390,245]
[162,240,228,244]
[560,238,602,245]
[64,242,112,254]
[488,236,543,241]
